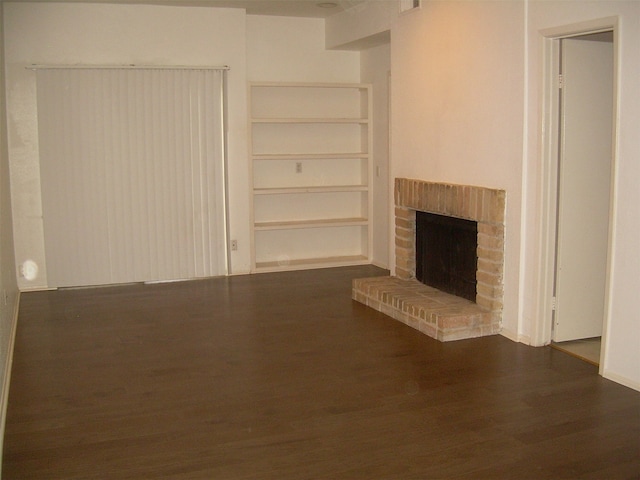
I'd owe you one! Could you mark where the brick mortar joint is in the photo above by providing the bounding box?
[394,178,506,317]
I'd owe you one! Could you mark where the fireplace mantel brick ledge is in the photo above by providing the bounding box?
[353,178,506,342]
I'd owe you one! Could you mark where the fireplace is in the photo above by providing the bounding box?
[416,212,477,302]
[353,178,506,342]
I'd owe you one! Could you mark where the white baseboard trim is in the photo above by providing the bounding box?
[370,260,390,271]
[500,328,531,346]
[602,369,640,392]
[502,327,638,392]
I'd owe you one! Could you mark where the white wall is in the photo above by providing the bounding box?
[247,15,360,82]
[246,15,365,267]
[4,2,250,286]
[325,0,396,50]
[5,0,636,391]
[4,5,366,286]
[0,2,20,470]
[525,0,640,389]
[360,43,391,269]
[390,0,526,340]
[326,0,393,270]
[390,0,640,390]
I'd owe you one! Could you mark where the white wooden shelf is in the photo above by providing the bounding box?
[254,217,368,231]
[254,185,367,195]
[249,82,372,273]
[251,81,369,88]
[252,153,369,161]
[252,117,369,124]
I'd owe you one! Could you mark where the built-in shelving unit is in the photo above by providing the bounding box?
[249,82,373,273]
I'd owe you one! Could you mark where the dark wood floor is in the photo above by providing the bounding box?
[3,266,639,479]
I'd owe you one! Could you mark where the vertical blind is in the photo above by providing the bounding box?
[36,67,227,288]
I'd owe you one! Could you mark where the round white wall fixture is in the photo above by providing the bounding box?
[22,260,39,281]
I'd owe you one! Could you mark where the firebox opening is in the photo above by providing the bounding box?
[416,211,478,302]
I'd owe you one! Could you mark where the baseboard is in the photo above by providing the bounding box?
[0,291,21,475]
[500,328,531,346]
[501,326,638,392]
[602,369,640,392]
[370,260,390,271]
[19,286,55,292]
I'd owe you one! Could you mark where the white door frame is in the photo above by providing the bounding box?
[536,17,619,373]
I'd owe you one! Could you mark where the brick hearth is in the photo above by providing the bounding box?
[353,178,506,341]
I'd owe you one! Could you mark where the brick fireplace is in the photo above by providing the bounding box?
[353,178,506,341]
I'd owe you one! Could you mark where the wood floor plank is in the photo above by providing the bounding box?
[3,266,639,479]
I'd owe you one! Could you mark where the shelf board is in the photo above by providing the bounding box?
[250,82,370,89]
[252,153,369,161]
[249,82,372,276]
[254,255,369,273]
[252,117,369,124]
[254,185,367,195]
[254,217,368,231]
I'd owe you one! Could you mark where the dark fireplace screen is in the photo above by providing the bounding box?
[415,211,478,302]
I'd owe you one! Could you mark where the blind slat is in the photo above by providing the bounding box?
[37,68,227,288]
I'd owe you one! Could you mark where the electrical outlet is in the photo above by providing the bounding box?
[295,162,302,173]
[231,239,238,251]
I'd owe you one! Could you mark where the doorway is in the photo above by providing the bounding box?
[549,31,614,365]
